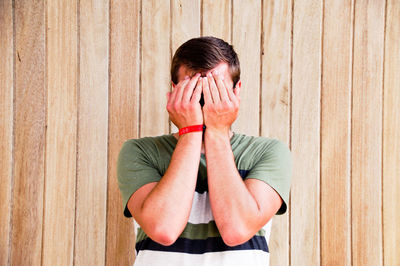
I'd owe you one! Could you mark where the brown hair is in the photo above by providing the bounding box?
[171,36,240,87]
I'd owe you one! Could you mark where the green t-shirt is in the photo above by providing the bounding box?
[117,132,292,265]
[117,132,292,217]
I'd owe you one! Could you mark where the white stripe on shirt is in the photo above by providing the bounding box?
[188,192,214,224]
[134,249,270,266]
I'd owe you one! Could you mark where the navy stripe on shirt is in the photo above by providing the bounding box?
[136,235,268,255]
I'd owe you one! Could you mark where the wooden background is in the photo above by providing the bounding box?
[1,0,399,265]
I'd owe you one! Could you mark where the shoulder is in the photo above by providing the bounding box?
[120,134,174,152]
[122,134,171,146]
[118,134,177,166]
[234,133,291,155]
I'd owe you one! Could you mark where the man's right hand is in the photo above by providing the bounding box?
[128,73,204,245]
[167,73,203,129]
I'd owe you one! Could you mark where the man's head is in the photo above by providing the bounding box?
[171,36,241,89]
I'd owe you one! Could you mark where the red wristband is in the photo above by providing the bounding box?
[179,125,204,136]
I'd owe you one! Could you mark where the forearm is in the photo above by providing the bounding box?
[205,129,262,245]
[140,132,202,241]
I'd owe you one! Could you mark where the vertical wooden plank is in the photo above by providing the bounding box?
[0,0,13,264]
[202,0,231,42]
[352,1,385,265]
[11,1,46,265]
[75,0,109,265]
[42,1,78,265]
[320,0,353,265]
[141,0,170,136]
[170,0,200,133]
[232,0,261,136]
[171,0,200,51]
[261,0,292,265]
[290,0,322,265]
[106,0,139,265]
[383,1,400,265]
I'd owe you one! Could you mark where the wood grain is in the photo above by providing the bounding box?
[75,0,109,265]
[232,0,261,136]
[261,0,292,265]
[290,0,322,265]
[320,0,353,265]
[141,0,171,136]
[383,0,400,265]
[106,0,140,265]
[42,1,78,265]
[202,0,231,42]
[11,1,46,265]
[352,1,385,265]
[171,0,200,52]
[2,2,400,265]
[170,0,201,133]
[0,0,13,264]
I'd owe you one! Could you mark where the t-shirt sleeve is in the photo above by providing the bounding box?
[244,139,293,215]
[117,139,162,217]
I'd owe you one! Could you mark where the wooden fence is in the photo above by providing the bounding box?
[0,0,399,265]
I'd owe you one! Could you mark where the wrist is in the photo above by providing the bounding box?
[179,124,205,136]
[177,130,203,146]
[205,126,230,136]
[204,127,231,142]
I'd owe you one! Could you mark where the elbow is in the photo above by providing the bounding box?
[220,226,249,247]
[152,233,177,246]
[148,225,180,246]
[138,211,186,246]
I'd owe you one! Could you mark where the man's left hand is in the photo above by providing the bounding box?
[202,71,241,134]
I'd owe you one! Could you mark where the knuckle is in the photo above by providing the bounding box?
[222,101,231,109]
[215,105,223,112]
[166,103,173,112]
[181,102,189,110]
[173,102,180,110]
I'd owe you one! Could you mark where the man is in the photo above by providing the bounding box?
[117,36,292,265]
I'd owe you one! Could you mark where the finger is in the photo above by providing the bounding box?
[183,73,201,102]
[212,71,229,102]
[202,76,213,104]
[207,72,220,103]
[167,83,176,104]
[174,76,190,103]
[234,82,241,98]
[190,77,202,103]
[226,80,239,104]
